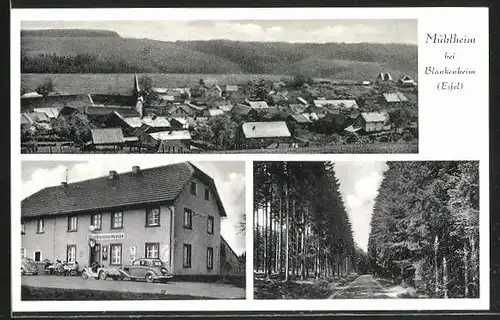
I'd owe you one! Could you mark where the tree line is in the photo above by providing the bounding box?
[253,161,357,280]
[368,161,479,298]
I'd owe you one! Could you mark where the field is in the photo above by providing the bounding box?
[21,73,289,95]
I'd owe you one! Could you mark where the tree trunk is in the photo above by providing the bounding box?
[464,245,469,298]
[268,188,274,276]
[434,235,439,297]
[285,180,290,282]
[278,192,283,278]
[263,199,267,276]
[443,256,448,299]
[255,206,259,272]
[300,205,305,280]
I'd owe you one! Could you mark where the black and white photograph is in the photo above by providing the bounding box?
[253,161,479,299]
[20,19,418,154]
[20,160,246,300]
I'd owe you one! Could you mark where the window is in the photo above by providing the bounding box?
[110,244,122,265]
[204,187,210,201]
[183,208,192,229]
[67,245,76,264]
[34,251,42,262]
[91,214,102,230]
[21,248,25,258]
[21,222,25,234]
[183,244,192,268]
[111,212,123,229]
[190,181,197,195]
[207,247,214,269]
[36,219,44,233]
[145,243,159,259]
[146,207,160,227]
[67,216,78,232]
[207,215,214,234]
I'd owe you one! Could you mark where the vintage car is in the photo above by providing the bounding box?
[21,257,38,275]
[81,262,122,280]
[119,258,173,283]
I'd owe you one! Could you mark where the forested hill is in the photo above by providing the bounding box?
[368,161,479,298]
[21,29,417,79]
[21,29,120,37]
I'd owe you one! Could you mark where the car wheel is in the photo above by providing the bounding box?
[145,273,154,283]
[82,270,89,279]
[21,268,25,276]
[99,270,107,280]
[33,272,38,276]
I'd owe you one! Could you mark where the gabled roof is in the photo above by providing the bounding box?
[169,104,195,116]
[297,97,308,105]
[376,72,393,81]
[114,109,141,118]
[289,104,307,114]
[313,100,358,108]
[383,92,409,103]
[206,109,225,117]
[149,130,192,141]
[247,101,269,109]
[241,121,291,139]
[225,85,239,92]
[360,112,389,123]
[21,113,32,125]
[218,105,233,112]
[33,107,62,119]
[91,128,125,144]
[123,116,170,128]
[288,114,312,124]
[399,75,414,82]
[21,91,43,99]
[231,104,253,116]
[25,112,50,122]
[21,162,226,218]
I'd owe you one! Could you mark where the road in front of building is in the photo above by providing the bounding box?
[329,274,396,299]
[22,275,245,299]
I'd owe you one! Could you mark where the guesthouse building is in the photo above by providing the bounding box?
[21,162,227,276]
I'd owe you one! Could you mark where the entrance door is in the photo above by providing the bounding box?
[89,244,101,265]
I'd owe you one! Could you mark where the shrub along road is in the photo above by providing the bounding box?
[21,275,245,299]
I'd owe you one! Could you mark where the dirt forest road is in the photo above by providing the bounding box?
[329,274,395,299]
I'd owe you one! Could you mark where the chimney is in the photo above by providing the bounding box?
[132,166,140,174]
[61,182,68,188]
[108,170,118,180]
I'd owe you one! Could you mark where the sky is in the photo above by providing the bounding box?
[21,160,246,255]
[21,20,417,44]
[334,161,388,252]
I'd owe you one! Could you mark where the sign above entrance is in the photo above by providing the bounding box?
[88,233,125,241]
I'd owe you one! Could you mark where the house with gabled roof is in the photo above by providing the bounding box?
[375,72,393,84]
[398,75,417,87]
[21,162,227,276]
[352,112,390,133]
[90,128,126,150]
[235,121,292,149]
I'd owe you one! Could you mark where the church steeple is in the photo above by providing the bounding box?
[133,73,141,96]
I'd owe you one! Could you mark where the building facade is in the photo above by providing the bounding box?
[21,162,226,276]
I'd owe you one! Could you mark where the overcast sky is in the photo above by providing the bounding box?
[21,20,417,44]
[21,160,246,255]
[334,161,388,252]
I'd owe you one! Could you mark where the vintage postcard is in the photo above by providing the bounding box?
[11,6,489,315]
[18,160,246,301]
[18,19,418,154]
